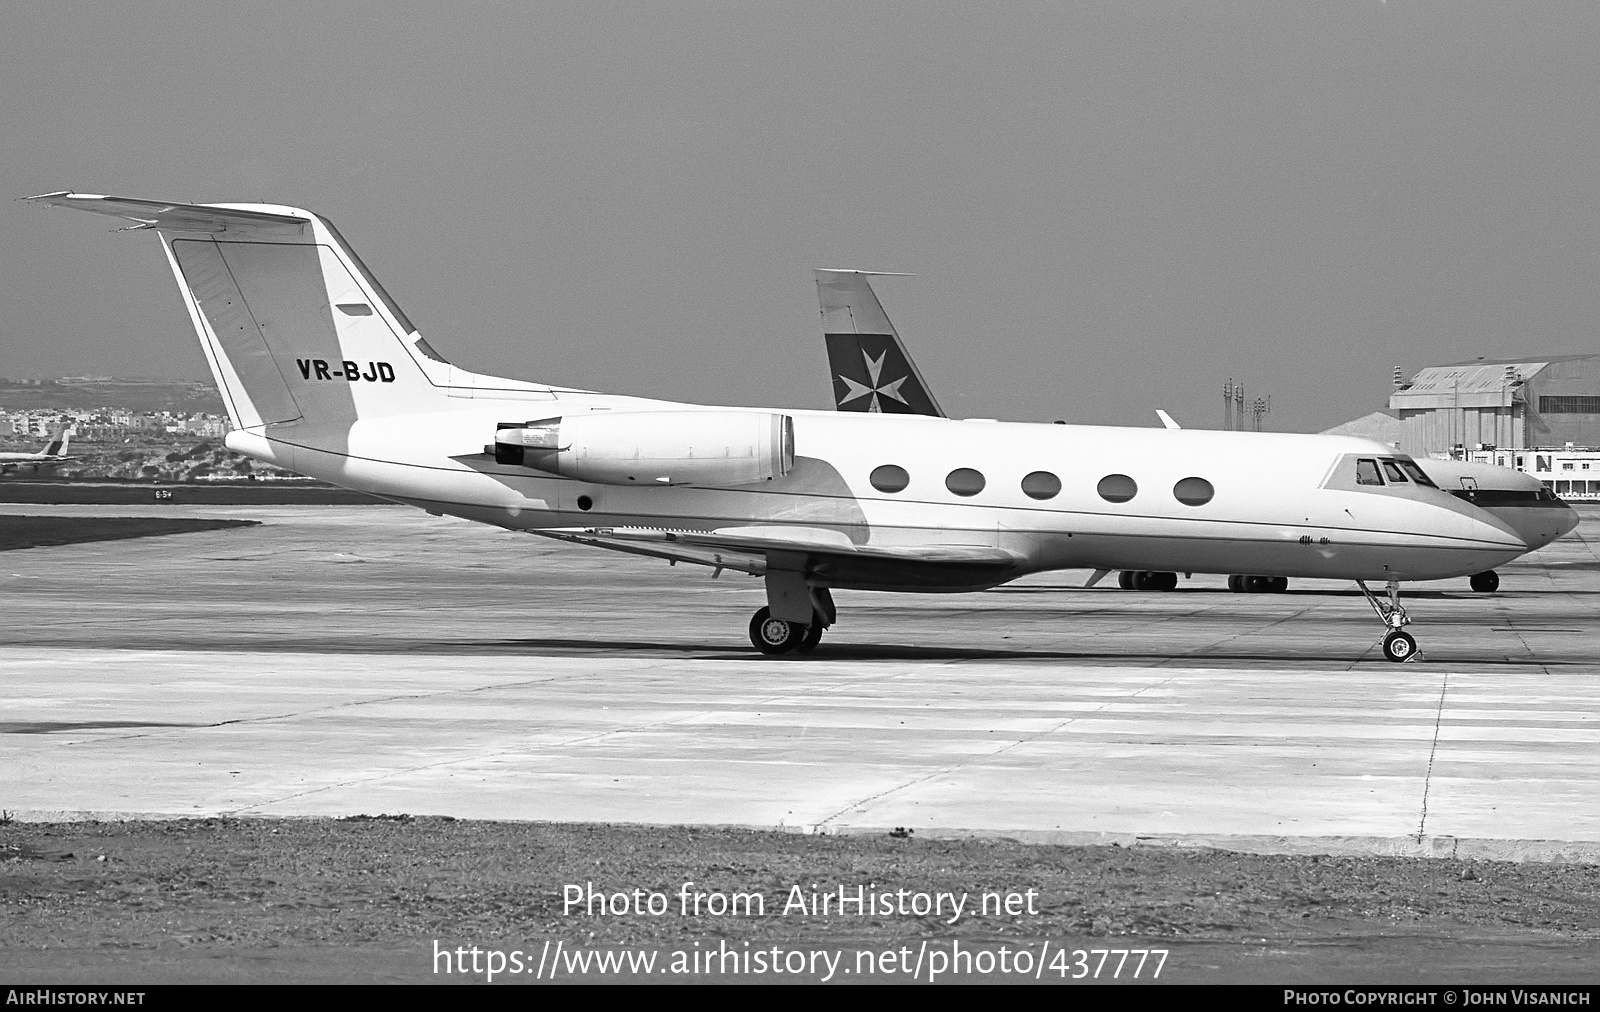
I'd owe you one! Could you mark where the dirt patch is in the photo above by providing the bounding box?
[1,819,1596,983]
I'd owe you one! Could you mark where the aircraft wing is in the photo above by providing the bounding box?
[24,192,309,235]
[534,525,1022,580]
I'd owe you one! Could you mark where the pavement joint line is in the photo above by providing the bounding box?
[1493,596,1549,676]
[811,669,1186,832]
[227,657,956,815]
[7,670,610,748]
[1164,600,1322,669]
[1415,670,1450,843]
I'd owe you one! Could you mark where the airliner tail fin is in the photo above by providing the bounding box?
[814,269,943,417]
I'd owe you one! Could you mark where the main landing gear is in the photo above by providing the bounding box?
[1228,575,1289,593]
[748,585,835,656]
[1357,579,1418,663]
[748,607,826,654]
[1117,570,1178,591]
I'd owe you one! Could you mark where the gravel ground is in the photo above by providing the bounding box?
[2,818,1597,983]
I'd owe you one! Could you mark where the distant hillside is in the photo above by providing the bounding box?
[0,377,225,414]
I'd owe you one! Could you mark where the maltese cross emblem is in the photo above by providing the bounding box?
[837,350,909,413]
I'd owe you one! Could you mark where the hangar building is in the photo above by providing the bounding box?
[1388,354,1600,457]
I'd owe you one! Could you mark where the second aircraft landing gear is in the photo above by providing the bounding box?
[1470,571,1500,593]
[1118,571,1179,591]
[1229,575,1289,593]
[1357,578,1419,663]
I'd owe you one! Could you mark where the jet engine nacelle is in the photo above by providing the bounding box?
[493,410,795,487]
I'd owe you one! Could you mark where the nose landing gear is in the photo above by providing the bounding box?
[1357,579,1419,663]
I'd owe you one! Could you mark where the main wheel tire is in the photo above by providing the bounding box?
[796,619,825,653]
[1382,630,1417,663]
[1270,576,1290,593]
[1117,570,1135,590]
[1151,571,1179,591]
[749,607,804,655]
[1469,571,1500,593]
[1245,575,1272,593]
[1227,574,1244,593]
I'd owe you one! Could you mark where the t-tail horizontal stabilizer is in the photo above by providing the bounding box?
[815,269,944,417]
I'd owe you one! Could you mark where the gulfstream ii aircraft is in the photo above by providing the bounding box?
[29,193,1549,661]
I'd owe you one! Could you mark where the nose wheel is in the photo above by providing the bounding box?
[1381,630,1417,662]
[1358,579,1421,663]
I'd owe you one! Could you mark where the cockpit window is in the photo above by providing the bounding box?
[1356,459,1384,486]
[1396,460,1437,487]
[1381,461,1409,483]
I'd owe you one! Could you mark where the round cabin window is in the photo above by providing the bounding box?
[1172,476,1214,507]
[1096,473,1138,503]
[1020,471,1062,500]
[945,468,986,497]
[869,464,910,493]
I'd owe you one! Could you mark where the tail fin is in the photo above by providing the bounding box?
[42,425,69,457]
[26,193,472,432]
[815,269,944,417]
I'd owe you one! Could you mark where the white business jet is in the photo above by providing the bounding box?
[29,193,1542,661]
[0,425,75,477]
[816,269,1579,597]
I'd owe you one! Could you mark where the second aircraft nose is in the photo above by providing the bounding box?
[1487,497,1580,552]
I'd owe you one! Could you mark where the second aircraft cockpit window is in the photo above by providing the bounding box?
[1396,460,1438,487]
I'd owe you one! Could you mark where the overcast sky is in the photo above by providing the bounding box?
[4,1,1597,431]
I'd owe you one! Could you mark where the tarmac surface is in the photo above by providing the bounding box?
[2,502,1598,859]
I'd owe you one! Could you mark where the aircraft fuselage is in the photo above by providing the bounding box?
[228,397,1529,591]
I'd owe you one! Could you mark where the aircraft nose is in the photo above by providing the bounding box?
[1558,502,1581,538]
